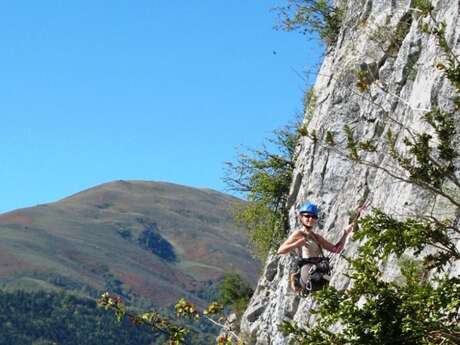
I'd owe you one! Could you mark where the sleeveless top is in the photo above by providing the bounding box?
[300,231,322,258]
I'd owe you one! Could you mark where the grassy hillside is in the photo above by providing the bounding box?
[0,180,259,308]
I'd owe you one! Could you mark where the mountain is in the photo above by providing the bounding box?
[0,180,260,307]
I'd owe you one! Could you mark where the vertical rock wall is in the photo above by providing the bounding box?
[240,1,459,343]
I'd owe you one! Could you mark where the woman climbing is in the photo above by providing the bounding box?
[277,202,366,294]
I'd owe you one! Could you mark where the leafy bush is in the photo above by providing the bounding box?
[224,123,300,259]
[275,0,343,45]
[218,273,253,318]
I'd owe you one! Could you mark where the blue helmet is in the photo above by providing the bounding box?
[298,202,319,218]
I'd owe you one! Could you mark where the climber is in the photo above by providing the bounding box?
[277,202,366,294]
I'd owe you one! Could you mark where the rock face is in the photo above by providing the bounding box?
[240,1,459,343]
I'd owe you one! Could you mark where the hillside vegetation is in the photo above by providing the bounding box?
[0,180,259,308]
[0,289,157,345]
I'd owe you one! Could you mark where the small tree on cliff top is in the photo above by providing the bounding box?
[275,0,344,46]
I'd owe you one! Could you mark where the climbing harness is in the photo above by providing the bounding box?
[290,233,332,297]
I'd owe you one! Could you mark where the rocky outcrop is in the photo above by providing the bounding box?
[240,1,459,343]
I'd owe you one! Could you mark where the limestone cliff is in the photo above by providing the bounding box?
[239,1,459,343]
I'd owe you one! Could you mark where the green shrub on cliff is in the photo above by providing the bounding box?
[218,273,253,318]
[223,123,300,259]
[275,0,343,45]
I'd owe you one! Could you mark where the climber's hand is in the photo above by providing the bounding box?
[344,224,354,235]
[356,202,369,219]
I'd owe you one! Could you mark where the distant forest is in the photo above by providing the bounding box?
[0,289,159,345]
[0,289,221,344]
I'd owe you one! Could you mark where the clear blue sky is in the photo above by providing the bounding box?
[0,1,323,213]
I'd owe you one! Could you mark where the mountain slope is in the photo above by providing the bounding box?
[0,180,259,307]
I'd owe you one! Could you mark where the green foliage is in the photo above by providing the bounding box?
[234,202,285,259]
[416,3,460,92]
[224,123,300,259]
[98,292,240,345]
[0,289,157,345]
[325,130,335,146]
[216,334,244,345]
[283,253,460,345]
[298,88,318,137]
[356,68,372,92]
[304,87,317,125]
[358,139,377,152]
[275,0,344,46]
[217,273,253,318]
[423,108,458,162]
[357,209,460,269]
[343,125,359,160]
[98,292,188,345]
[384,107,460,201]
[342,102,459,206]
[297,124,309,137]
[411,0,434,17]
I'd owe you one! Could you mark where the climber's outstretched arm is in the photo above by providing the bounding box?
[317,203,368,253]
[312,229,351,253]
